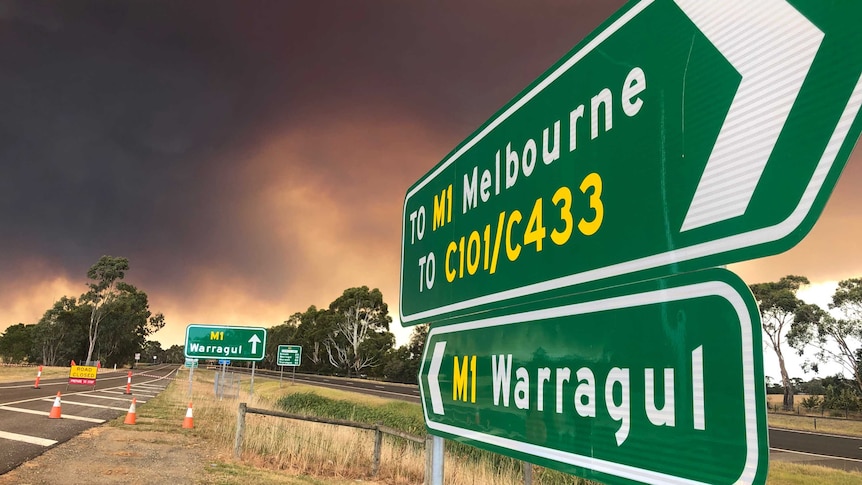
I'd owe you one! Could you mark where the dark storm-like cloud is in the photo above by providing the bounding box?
[0,0,625,303]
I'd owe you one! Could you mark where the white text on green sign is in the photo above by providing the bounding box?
[184,325,267,361]
[400,0,862,324]
[419,269,767,484]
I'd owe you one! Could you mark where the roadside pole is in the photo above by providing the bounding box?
[249,361,256,395]
[431,436,444,485]
[279,365,284,388]
[187,365,194,398]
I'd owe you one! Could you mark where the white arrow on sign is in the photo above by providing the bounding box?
[428,341,446,415]
[248,334,262,354]
[678,0,824,232]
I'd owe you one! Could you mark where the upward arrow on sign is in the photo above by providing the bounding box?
[400,0,862,324]
[248,334,261,354]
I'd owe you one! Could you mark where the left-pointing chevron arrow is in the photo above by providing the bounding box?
[426,341,446,415]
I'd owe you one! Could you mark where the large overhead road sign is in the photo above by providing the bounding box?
[400,0,862,324]
[184,324,267,361]
[419,269,767,484]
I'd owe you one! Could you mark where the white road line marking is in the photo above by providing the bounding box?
[0,430,57,447]
[81,394,145,404]
[0,405,105,423]
[41,399,128,411]
[102,390,155,397]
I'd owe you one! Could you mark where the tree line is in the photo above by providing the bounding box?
[21,258,862,394]
[97,285,428,384]
[0,255,164,367]
[0,257,428,384]
[753,275,862,411]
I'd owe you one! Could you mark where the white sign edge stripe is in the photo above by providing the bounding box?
[421,280,760,485]
[399,0,655,321]
[403,70,862,324]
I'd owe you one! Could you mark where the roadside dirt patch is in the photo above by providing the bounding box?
[0,426,216,485]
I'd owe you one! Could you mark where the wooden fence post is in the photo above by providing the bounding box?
[234,402,247,459]
[372,422,383,476]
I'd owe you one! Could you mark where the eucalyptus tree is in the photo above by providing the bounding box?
[807,278,862,394]
[324,286,393,377]
[82,256,129,365]
[750,275,812,411]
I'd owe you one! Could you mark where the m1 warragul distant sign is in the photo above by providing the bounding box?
[184,325,267,362]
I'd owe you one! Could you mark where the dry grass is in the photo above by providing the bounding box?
[158,368,590,484]
[768,461,862,485]
[119,368,862,484]
[0,364,75,382]
[768,413,862,437]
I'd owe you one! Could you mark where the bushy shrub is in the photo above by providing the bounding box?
[800,395,823,410]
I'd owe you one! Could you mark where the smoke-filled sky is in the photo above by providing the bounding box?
[1,1,860,380]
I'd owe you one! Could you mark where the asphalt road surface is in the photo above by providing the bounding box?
[0,365,177,475]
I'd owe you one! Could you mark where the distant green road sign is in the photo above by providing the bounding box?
[400,0,862,324]
[184,325,267,361]
[277,345,302,367]
[184,358,198,368]
[419,269,767,484]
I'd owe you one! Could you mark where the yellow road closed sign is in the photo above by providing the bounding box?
[69,365,98,386]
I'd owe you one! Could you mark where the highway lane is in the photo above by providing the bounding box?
[0,365,177,475]
[220,366,421,403]
[770,428,862,472]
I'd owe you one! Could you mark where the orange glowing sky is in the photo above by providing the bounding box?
[0,1,860,382]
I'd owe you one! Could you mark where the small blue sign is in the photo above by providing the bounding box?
[218,359,231,365]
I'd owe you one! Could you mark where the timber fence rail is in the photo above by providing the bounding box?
[234,402,431,481]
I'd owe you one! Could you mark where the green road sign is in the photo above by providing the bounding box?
[400,0,862,324]
[184,358,199,368]
[419,269,767,484]
[184,324,267,361]
[277,345,302,367]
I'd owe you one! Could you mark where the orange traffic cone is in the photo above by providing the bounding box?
[124,398,137,425]
[182,402,194,429]
[48,392,62,419]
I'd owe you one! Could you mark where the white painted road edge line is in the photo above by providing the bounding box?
[0,430,57,447]
[772,427,862,440]
[770,447,862,463]
[0,405,105,423]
